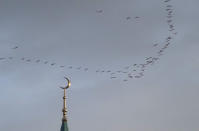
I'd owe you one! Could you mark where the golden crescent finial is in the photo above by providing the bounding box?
[60,77,71,89]
[65,77,71,88]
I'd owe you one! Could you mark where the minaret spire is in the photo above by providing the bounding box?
[62,88,67,121]
[60,77,71,131]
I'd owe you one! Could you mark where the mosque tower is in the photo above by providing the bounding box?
[60,77,71,131]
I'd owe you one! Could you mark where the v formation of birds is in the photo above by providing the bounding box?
[0,0,177,82]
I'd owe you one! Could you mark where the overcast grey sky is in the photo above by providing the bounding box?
[0,0,199,131]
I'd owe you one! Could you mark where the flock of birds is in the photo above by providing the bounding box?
[0,0,177,82]
[96,9,140,20]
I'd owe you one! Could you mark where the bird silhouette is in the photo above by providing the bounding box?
[84,68,88,71]
[128,75,133,78]
[135,16,140,19]
[12,46,18,49]
[26,59,31,62]
[126,16,131,20]
[96,9,103,13]
[153,43,158,47]
[44,61,48,64]
[51,63,56,66]
[36,60,40,63]
[0,57,5,60]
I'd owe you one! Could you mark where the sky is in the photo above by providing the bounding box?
[0,0,199,131]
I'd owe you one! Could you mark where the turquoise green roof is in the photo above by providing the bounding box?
[60,121,69,131]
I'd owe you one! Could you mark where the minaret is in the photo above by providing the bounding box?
[60,77,71,131]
